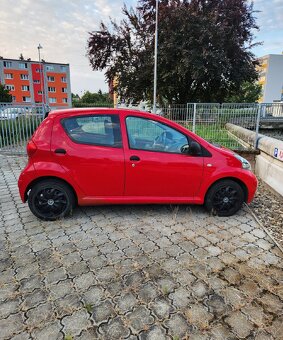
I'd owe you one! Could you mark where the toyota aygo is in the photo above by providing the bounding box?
[18,108,257,220]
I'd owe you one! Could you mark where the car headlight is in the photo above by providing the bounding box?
[234,154,251,170]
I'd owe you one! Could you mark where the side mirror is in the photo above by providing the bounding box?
[189,141,202,156]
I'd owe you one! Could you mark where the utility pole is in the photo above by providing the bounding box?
[37,44,45,110]
[153,0,158,114]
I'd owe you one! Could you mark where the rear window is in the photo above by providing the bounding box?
[61,114,122,147]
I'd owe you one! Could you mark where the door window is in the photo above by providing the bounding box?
[62,114,122,147]
[126,116,189,154]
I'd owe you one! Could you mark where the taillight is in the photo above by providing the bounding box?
[27,140,37,157]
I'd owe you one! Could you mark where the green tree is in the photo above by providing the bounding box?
[0,84,12,102]
[87,0,259,104]
[225,81,262,103]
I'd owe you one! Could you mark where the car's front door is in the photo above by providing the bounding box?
[51,113,125,197]
[124,116,204,199]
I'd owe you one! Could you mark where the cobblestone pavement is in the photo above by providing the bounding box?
[0,155,282,340]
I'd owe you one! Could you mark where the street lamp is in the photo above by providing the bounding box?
[37,44,45,109]
[153,0,159,114]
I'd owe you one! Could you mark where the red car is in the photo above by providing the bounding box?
[18,108,257,220]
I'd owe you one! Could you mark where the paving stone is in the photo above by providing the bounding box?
[82,285,105,304]
[99,317,130,339]
[62,309,91,337]
[32,321,63,339]
[139,325,169,340]
[22,289,48,311]
[92,300,116,324]
[54,294,82,317]
[114,292,138,313]
[26,302,54,327]
[138,282,159,303]
[164,313,190,338]
[0,313,24,339]
[128,306,155,333]
[48,279,75,300]
[74,272,96,291]
[0,298,20,319]
[169,287,192,308]
[185,303,213,329]
[150,297,173,320]
[225,311,254,338]
[206,293,231,316]
[258,293,283,314]
[190,280,209,299]
[44,267,67,284]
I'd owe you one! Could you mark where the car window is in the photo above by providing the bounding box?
[126,116,189,154]
[62,114,122,147]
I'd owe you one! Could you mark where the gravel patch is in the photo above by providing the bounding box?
[250,179,283,249]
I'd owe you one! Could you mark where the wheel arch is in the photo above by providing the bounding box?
[24,176,78,204]
[204,177,248,203]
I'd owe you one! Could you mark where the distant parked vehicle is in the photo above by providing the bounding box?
[0,107,25,120]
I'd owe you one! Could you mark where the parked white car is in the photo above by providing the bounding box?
[0,107,26,120]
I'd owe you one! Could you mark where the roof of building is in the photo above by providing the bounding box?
[0,57,69,66]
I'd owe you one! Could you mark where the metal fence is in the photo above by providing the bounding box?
[1,102,283,154]
[119,102,283,150]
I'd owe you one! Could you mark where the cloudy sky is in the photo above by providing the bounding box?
[1,0,282,95]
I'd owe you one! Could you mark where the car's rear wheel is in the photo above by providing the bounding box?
[205,180,244,217]
[28,179,75,221]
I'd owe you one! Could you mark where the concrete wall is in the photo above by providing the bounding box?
[263,55,283,103]
[226,123,283,196]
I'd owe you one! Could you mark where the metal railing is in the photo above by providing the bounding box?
[1,102,282,154]
[0,103,46,154]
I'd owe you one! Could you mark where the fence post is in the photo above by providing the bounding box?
[254,103,261,149]
[186,103,189,123]
[193,103,197,133]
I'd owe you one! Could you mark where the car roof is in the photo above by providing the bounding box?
[48,107,155,118]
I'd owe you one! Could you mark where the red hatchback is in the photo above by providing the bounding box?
[18,108,257,220]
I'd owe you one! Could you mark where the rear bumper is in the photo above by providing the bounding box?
[18,162,36,202]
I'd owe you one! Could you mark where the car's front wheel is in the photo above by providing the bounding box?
[205,180,245,217]
[28,179,75,221]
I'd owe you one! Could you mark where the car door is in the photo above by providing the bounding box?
[124,116,204,199]
[51,113,125,197]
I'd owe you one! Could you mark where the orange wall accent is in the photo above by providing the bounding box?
[4,69,30,102]
[46,72,68,106]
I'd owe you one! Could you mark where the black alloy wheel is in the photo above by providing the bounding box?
[205,180,244,217]
[28,179,75,221]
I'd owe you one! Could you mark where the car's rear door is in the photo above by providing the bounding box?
[51,112,125,197]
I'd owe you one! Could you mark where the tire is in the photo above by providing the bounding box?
[28,179,75,221]
[205,180,244,217]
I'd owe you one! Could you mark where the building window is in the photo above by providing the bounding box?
[12,96,16,101]
[19,63,28,69]
[47,76,55,82]
[33,79,40,84]
[49,98,56,103]
[46,65,54,71]
[62,98,68,103]
[20,74,29,80]
[22,85,30,91]
[48,87,56,92]
[62,87,67,93]
[36,68,42,73]
[5,73,13,79]
[5,85,15,91]
[60,66,67,72]
[61,77,67,82]
[4,61,12,68]
[23,96,31,102]
[38,91,42,95]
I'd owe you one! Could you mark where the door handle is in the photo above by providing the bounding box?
[54,148,66,154]
[130,155,140,161]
